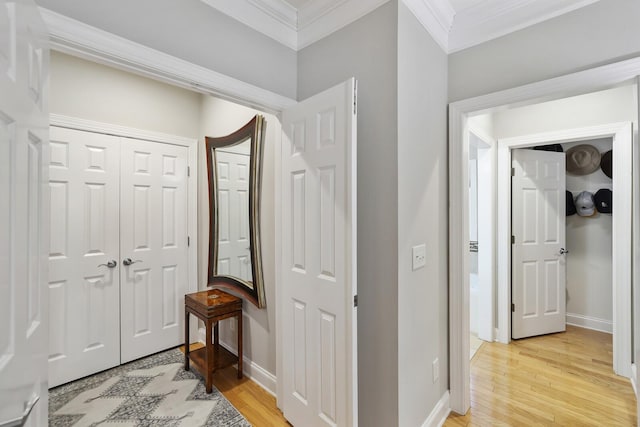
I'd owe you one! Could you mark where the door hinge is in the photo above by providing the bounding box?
[187,236,190,247]
[511,235,515,244]
[511,303,515,312]
[187,166,190,177]
[353,81,358,116]
[511,167,515,177]
[353,295,358,308]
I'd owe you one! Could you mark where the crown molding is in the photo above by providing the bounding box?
[40,8,297,113]
[200,0,297,50]
[449,0,600,53]
[401,0,455,53]
[201,0,392,51]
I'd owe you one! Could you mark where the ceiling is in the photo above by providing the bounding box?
[206,0,600,52]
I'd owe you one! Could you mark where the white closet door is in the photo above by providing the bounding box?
[120,139,189,363]
[216,150,252,281]
[48,127,121,387]
[512,148,566,339]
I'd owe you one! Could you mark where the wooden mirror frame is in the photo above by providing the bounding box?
[205,115,266,308]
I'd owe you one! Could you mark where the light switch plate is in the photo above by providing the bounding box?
[412,244,426,270]
[432,358,439,383]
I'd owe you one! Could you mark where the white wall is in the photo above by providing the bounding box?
[40,0,297,99]
[198,95,279,377]
[397,2,449,425]
[448,0,640,102]
[298,2,400,425]
[492,86,637,139]
[50,51,201,137]
[563,138,613,328]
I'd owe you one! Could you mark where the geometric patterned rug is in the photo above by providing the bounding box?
[49,349,251,426]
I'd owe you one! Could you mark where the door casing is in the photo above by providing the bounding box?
[449,57,640,415]
[497,123,632,375]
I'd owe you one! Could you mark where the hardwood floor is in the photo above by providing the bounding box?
[445,326,637,426]
[181,343,290,426]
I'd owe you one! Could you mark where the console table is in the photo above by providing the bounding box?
[184,288,243,393]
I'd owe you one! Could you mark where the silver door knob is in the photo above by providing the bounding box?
[123,258,142,266]
[98,260,117,268]
[559,248,569,255]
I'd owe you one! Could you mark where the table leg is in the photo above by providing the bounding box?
[237,312,243,379]
[184,309,190,371]
[206,318,213,394]
[214,321,219,347]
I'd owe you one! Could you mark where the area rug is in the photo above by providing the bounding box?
[49,348,251,426]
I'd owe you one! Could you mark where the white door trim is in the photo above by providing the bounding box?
[468,126,496,343]
[498,124,631,357]
[40,8,297,114]
[49,114,199,299]
[449,56,640,415]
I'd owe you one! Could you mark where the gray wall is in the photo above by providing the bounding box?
[297,2,400,425]
[38,0,297,99]
[397,3,449,425]
[448,0,640,102]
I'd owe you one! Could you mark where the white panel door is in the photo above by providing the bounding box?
[0,0,49,425]
[48,127,121,387]
[120,139,189,363]
[512,149,566,339]
[281,79,357,427]
[216,150,252,281]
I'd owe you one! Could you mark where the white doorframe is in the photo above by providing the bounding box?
[468,126,496,343]
[496,124,632,379]
[449,56,640,415]
[49,114,199,302]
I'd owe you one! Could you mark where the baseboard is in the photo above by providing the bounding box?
[566,313,613,334]
[631,364,637,397]
[421,391,451,427]
[197,327,277,396]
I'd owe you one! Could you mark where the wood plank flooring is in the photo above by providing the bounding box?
[180,344,290,426]
[445,326,637,426]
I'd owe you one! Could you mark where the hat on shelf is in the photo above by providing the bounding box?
[566,144,601,175]
[574,191,596,217]
[600,150,612,179]
[534,144,563,153]
[594,188,612,214]
[566,190,576,216]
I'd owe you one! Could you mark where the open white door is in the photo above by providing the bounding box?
[0,0,49,425]
[634,79,640,409]
[512,149,566,339]
[280,79,357,427]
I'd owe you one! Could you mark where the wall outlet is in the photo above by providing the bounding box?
[432,358,439,383]
[412,244,427,270]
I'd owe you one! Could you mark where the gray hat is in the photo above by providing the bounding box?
[566,144,601,175]
[575,191,595,217]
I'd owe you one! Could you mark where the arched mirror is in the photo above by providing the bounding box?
[206,115,266,308]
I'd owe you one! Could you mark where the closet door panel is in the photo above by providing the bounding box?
[48,126,121,387]
[120,139,189,363]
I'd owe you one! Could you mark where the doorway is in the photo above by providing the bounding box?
[449,64,640,414]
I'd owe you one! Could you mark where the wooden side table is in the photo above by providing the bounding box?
[184,288,243,393]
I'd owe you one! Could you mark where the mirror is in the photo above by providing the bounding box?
[206,115,266,308]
